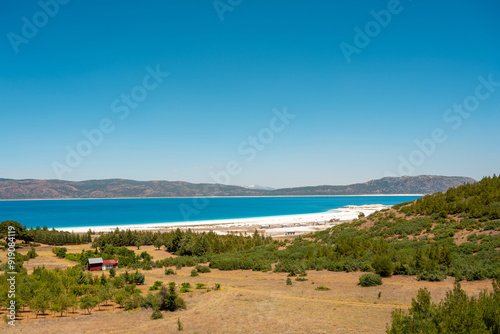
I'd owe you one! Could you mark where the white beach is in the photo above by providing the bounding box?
[56,204,389,237]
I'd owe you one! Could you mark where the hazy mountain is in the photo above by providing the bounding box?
[0,175,475,200]
[242,185,276,191]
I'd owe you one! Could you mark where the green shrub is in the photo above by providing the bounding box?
[343,259,358,272]
[465,268,487,281]
[484,220,500,231]
[124,283,141,295]
[64,253,82,263]
[372,255,394,277]
[151,309,163,320]
[149,280,163,291]
[141,293,159,310]
[195,265,211,273]
[180,282,191,293]
[360,263,375,272]
[52,247,67,258]
[124,294,143,310]
[295,277,308,281]
[452,269,465,282]
[27,247,38,259]
[393,263,413,276]
[196,283,206,289]
[417,270,447,282]
[286,278,292,285]
[315,286,330,291]
[190,269,199,277]
[136,273,146,284]
[165,268,176,275]
[358,273,383,287]
[158,283,186,312]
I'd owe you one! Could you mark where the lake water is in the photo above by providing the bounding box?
[0,196,421,229]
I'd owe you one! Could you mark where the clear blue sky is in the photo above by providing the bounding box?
[1,0,499,188]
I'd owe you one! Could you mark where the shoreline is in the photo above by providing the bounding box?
[0,194,423,201]
[55,204,390,236]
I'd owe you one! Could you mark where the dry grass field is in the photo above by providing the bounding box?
[1,243,494,333]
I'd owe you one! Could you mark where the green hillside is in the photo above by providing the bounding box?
[309,174,500,281]
[396,174,500,219]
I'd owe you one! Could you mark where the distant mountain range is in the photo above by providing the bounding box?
[0,175,475,200]
[242,185,276,191]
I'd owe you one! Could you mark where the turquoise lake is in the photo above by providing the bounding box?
[0,196,422,229]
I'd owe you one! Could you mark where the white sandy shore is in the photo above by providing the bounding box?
[56,204,389,237]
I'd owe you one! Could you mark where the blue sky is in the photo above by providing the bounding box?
[0,0,499,188]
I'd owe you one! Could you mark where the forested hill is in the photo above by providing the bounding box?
[0,175,475,199]
[394,174,500,219]
[269,175,475,196]
[308,174,500,281]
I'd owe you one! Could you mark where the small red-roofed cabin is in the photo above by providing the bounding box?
[87,258,103,271]
[102,259,118,270]
[86,258,118,271]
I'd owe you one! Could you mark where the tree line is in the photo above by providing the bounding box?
[0,221,91,245]
[92,228,273,256]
